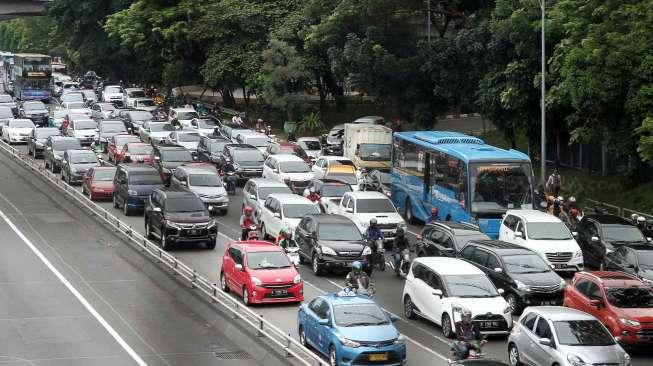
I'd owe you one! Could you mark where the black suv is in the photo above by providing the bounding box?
[576,214,650,269]
[197,135,231,167]
[295,214,371,276]
[219,144,264,181]
[28,127,60,158]
[44,136,82,173]
[152,145,193,185]
[458,240,565,314]
[144,188,217,250]
[415,221,490,257]
[113,164,164,215]
[604,244,653,284]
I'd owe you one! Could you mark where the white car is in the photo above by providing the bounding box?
[242,178,292,218]
[102,85,123,104]
[262,154,313,194]
[139,121,175,144]
[164,130,202,155]
[80,89,97,103]
[402,257,512,338]
[311,155,356,179]
[327,191,406,241]
[2,119,35,143]
[122,88,146,108]
[60,101,92,117]
[65,119,98,146]
[90,102,117,120]
[297,137,322,160]
[259,193,320,240]
[235,132,270,153]
[133,98,157,112]
[499,210,583,272]
[168,107,199,128]
[189,118,219,136]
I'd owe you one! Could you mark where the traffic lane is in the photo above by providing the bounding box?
[0,150,287,366]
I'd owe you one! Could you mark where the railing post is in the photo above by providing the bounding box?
[191,270,197,288]
[233,302,239,319]
[211,283,217,301]
[286,333,292,357]
[257,315,264,337]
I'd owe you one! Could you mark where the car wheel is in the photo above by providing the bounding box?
[113,193,119,209]
[145,219,153,239]
[404,296,416,319]
[123,201,130,216]
[508,344,521,366]
[161,230,171,251]
[506,293,522,315]
[205,239,216,250]
[45,159,49,170]
[260,223,268,240]
[328,346,337,366]
[404,199,415,224]
[299,326,308,347]
[441,314,453,338]
[242,285,250,305]
[220,209,227,216]
[312,254,323,276]
[220,272,229,293]
[87,188,93,200]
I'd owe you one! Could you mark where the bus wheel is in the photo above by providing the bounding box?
[404,199,415,224]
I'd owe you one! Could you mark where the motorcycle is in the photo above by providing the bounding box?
[283,240,300,266]
[344,277,375,298]
[224,171,237,195]
[366,238,386,272]
[449,341,485,363]
[395,248,411,278]
[241,224,259,241]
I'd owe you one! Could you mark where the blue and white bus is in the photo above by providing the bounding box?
[391,131,534,238]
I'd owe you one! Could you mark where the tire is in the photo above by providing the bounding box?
[441,314,454,338]
[328,346,337,366]
[45,159,50,170]
[312,254,323,276]
[220,272,229,293]
[161,230,171,251]
[299,326,308,347]
[298,252,305,264]
[206,240,216,250]
[123,200,130,216]
[404,296,416,319]
[508,344,521,366]
[145,218,154,239]
[404,199,416,224]
[242,285,250,305]
[113,193,119,209]
[506,293,522,315]
[87,187,93,200]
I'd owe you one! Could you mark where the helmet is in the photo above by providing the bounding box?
[352,261,362,271]
[257,118,263,122]
[310,187,316,193]
[369,218,377,227]
[244,206,253,215]
[396,227,405,237]
[631,214,639,221]
[569,196,576,203]
[247,230,259,240]
[638,216,646,223]
[461,308,472,319]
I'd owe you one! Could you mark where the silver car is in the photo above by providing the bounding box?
[169,165,229,215]
[508,306,630,366]
[242,178,292,218]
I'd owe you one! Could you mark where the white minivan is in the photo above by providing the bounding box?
[259,193,320,239]
[499,209,583,272]
[262,154,313,194]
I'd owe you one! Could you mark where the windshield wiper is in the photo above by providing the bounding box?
[343,322,376,327]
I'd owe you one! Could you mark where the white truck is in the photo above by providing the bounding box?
[343,123,393,172]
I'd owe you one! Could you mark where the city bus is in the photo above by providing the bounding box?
[12,53,52,102]
[391,131,534,238]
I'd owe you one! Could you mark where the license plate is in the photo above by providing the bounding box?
[189,229,199,235]
[554,264,566,269]
[481,321,499,328]
[272,289,287,296]
[542,300,557,305]
[369,354,388,361]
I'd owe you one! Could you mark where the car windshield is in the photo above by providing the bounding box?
[326,172,357,185]
[128,91,146,98]
[318,223,362,241]
[178,111,199,120]
[149,123,174,132]
[209,140,229,153]
[101,104,116,111]
[526,222,572,240]
[115,136,139,146]
[128,173,162,185]
[321,183,352,197]
[0,108,12,119]
[553,320,615,346]
[106,86,121,94]
[53,140,81,150]
[161,150,192,162]
[65,102,85,109]
[189,174,222,187]
[356,198,396,213]
[24,102,45,111]
[443,274,498,298]
[603,225,646,243]
[605,286,653,308]
[470,162,533,213]
[101,123,126,133]
[178,133,201,142]
[334,304,389,327]
[503,254,552,274]
[63,94,84,102]
[246,137,268,147]
[70,153,97,164]
[129,111,153,121]
[282,203,320,218]
[280,161,309,173]
[299,140,321,150]
[359,144,392,161]
[9,120,35,128]
[258,186,291,200]
[93,169,116,181]
[247,251,292,270]
[137,99,155,107]
[0,95,12,103]
[196,119,217,128]
[35,129,60,138]
[164,197,205,213]
[331,159,355,167]
[233,149,263,162]
[128,145,152,155]
[637,251,653,269]
[75,121,96,130]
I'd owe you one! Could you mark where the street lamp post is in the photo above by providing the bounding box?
[539,0,546,183]
[427,0,432,42]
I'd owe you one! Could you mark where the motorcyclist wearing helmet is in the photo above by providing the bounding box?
[565,196,579,212]
[392,227,410,270]
[239,206,259,240]
[306,186,320,203]
[453,308,486,360]
[636,216,648,236]
[366,218,384,242]
[222,158,236,174]
[247,230,260,240]
[345,261,371,291]
[276,227,295,249]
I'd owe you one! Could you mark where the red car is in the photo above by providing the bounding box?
[220,240,303,305]
[82,166,117,200]
[265,141,310,164]
[107,134,140,164]
[564,271,653,345]
[120,142,154,164]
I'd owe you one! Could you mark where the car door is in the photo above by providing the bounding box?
[149,192,165,235]
[512,219,528,247]
[229,246,247,294]
[517,312,538,366]
[304,298,323,348]
[315,301,333,354]
[260,197,274,232]
[296,217,311,258]
[485,253,509,293]
[262,157,273,178]
[530,317,556,366]
[270,198,283,237]
[83,167,94,192]
[424,269,448,325]
[500,214,518,241]
[312,158,325,179]
[270,159,281,182]
[580,280,605,320]
[409,264,437,322]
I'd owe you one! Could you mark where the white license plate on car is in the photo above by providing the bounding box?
[542,300,557,305]
[554,264,566,269]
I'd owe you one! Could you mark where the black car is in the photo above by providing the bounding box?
[197,135,231,166]
[123,110,153,133]
[295,214,371,276]
[61,149,100,185]
[458,240,565,314]
[113,164,164,215]
[20,101,49,127]
[416,221,490,257]
[28,127,61,158]
[604,244,653,285]
[44,136,82,173]
[144,188,217,250]
[321,124,344,156]
[219,144,264,181]
[152,145,193,185]
[96,119,128,152]
[576,214,650,269]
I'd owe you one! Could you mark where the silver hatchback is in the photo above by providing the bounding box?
[508,306,630,366]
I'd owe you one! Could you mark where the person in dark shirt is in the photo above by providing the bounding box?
[452,309,486,360]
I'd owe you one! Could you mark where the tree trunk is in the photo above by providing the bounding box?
[242,84,250,110]
[222,88,236,108]
[198,86,207,101]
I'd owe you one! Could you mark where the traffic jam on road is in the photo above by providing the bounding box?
[2,59,653,366]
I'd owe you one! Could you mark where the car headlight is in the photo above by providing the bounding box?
[515,280,530,292]
[573,250,583,258]
[642,277,653,286]
[127,189,138,196]
[622,353,631,366]
[393,334,406,345]
[206,220,216,229]
[362,246,372,255]
[251,276,262,286]
[503,304,512,313]
[567,354,586,366]
[165,220,180,229]
[398,222,407,230]
[293,274,301,284]
[560,277,567,289]
[337,335,360,348]
[321,246,337,256]
[619,318,641,327]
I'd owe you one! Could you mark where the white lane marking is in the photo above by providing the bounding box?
[0,209,147,366]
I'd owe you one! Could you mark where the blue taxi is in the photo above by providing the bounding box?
[297,291,407,366]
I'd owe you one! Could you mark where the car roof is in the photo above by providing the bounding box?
[35,127,60,132]
[577,271,642,287]
[227,143,257,150]
[158,188,198,199]
[322,293,376,306]
[248,178,289,188]
[526,306,597,321]
[297,137,320,142]
[93,166,117,171]
[65,149,94,155]
[236,240,282,252]
[177,165,218,174]
[424,221,483,235]
[353,116,384,124]
[466,240,534,255]
[49,136,78,141]
[345,191,389,200]
[267,193,312,204]
[276,141,298,147]
[309,214,356,225]
[156,145,188,151]
[506,209,562,222]
[272,154,304,162]
[125,87,143,92]
[119,164,158,172]
[171,107,196,113]
[126,141,149,146]
[326,165,356,174]
[321,156,353,161]
[585,214,633,226]
[415,257,484,275]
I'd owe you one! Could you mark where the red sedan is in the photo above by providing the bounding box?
[220,240,303,305]
[120,142,154,164]
[82,166,117,200]
[107,134,140,164]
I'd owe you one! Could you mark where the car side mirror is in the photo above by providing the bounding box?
[538,338,552,347]
[235,263,244,271]
[498,288,505,295]
[273,168,279,174]
[345,207,353,213]
[647,237,652,243]
[248,194,256,200]
[389,314,399,323]
[95,128,99,132]
[432,289,443,298]
[590,299,602,308]
[318,318,330,326]
[152,207,161,213]
[572,231,578,237]
[62,160,67,164]
[514,231,524,239]
[494,267,503,273]
[273,212,281,219]
[591,236,599,242]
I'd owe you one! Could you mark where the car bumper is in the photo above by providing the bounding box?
[337,344,407,366]
[249,283,303,304]
[237,169,263,179]
[317,256,370,270]
[8,135,29,143]
[323,145,343,155]
[518,290,564,306]
[617,328,653,345]
[125,196,148,210]
[68,173,86,183]
[90,188,114,199]
[550,259,584,272]
[76,137,96,146]
[163,226,218,244]
[202,200,229,212]
[33,146,45,157]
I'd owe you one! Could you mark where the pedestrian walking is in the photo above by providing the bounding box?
[545,168,562,197]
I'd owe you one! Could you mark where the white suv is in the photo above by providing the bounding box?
[499,210,583,272]
[259,193,320,239]
[327,191,406,242]
[168,107,200,128]
[402,257,512,338]
[262,155,313,194]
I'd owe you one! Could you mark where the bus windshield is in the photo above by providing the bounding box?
[469,162,532,213]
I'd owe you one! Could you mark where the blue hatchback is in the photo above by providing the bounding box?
[297,292,407,366]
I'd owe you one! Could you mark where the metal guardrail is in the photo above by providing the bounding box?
[586,199,652,221]
[0,140,327,366]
